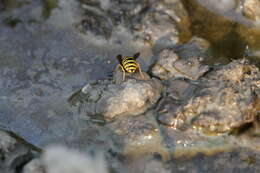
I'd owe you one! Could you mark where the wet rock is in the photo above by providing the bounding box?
[69,74,162,122]
[157,97,185,127]
[164,78,198,101]
[171,148,260,173]
[237,0,260,49]
[0,0,43,28]
[174,59,260,133]
[132,0,190,45]
[0,0,113,150]
[160,125,232,158]
[236,134,260,152]
[79,0,149,38]
[156,78,198,127]
[174,36,211,60]
[1,0,260,172]
[151,48,209,80]
[0,130,34,173]
[207,0,237,12]
[242,0,260,22]
[107,111,167,157]
[233,116,260,151]
[0,130,17,152]
[79,0,191,44]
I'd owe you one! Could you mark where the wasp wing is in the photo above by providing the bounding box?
[116,54,123,65]
[133,52,140,60]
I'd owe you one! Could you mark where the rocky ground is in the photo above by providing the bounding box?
[0,0,260,173]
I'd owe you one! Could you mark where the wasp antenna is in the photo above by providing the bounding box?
[133,52,140,59]
[116,54,123,63]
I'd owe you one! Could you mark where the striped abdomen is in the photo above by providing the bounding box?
[122,57,138,73]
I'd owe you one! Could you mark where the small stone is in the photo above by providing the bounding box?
[0,130,34,173]
[69,76,162,122]
[157,97,185,128]
[107,111,166,157]
[151,48,209,80]
[174,60,260,133]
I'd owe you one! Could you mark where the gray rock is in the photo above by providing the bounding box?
[159,125,232,158]
[156,78,197,127]
[236,0,260,49]
[69,75,163,121]
[174,36,211,62]
[0,130,34,173]
[174,59,260,133]
[78,0,190,44]
[1,0,260,172]
[107,111,166,157]
[151,48,209,80]
[170,147,260,173]
[164,78,198,101]
[132,0,188,45]
[156,96,185,128]
[0,130,17,153]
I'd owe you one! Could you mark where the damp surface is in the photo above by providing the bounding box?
[0,0,259,172]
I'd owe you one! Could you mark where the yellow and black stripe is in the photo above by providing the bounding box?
[116,52,144,81]
[121,56,138,73]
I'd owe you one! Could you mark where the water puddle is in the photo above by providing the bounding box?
[182,0,260,66]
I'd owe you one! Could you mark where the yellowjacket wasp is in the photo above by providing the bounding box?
[116,52,144,81]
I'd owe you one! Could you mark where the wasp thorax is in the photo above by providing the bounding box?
[116,53,144,81]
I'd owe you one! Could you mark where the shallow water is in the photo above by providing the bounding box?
[0,0,259,172]
[182,0,260,66]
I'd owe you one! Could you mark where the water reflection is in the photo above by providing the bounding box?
[182,0,260,66]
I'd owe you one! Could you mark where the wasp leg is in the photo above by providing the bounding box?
[115,64,121,72]
[118,64,126,81]
[137,63,144,79]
